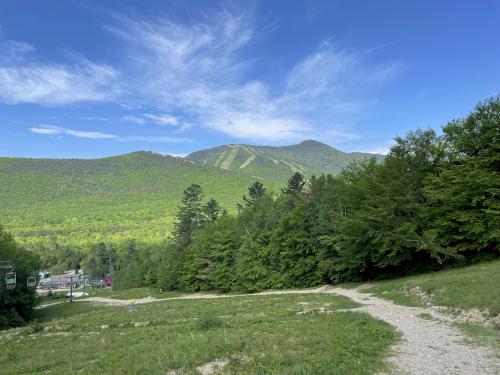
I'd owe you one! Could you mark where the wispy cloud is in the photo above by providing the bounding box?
[107,7,401,143]
[122,115,147,125]
[161,152,188,158]
[122,112,192,131]
[0,40,121,105]
[143,113,178,126]
[4,5,402,145]
[30,124,192,143]
[30,125,117,139]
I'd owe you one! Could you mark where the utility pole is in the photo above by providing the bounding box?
[67,274,77,302]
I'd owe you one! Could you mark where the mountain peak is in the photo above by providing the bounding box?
[298,139,327,146]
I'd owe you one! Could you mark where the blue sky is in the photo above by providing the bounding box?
[1,0,499,158]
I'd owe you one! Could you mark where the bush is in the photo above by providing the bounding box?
[197,314,223,330]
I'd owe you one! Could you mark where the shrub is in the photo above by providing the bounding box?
[197,314,223,330]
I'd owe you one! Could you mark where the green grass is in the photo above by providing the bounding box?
[1,294,398,374]
[417,312,434,320]
[364,260,500,316]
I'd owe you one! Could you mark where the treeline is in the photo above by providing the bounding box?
[0,226,39,328]
[150,97,498,292]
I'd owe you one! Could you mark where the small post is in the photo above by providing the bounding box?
[128,299,137,321]
[70,276,73,302]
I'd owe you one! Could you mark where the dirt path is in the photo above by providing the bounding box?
[327,287,499,375]
[77,286,499,374]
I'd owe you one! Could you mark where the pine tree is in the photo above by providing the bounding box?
[239,181,266,209]
[173,184,205,247]
[203,199,223,223]
[283,172,305,194]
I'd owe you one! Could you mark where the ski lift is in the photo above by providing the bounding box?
[27,276,37,288]
[5,272,16,289]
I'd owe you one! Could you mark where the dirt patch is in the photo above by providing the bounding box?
[196,358,228,375]
[405,286,434,306]
[439,307,500,327]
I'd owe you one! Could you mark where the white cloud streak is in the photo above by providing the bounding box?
[143,113,178,126]
[30,125,117,139]
[0,41,121,105]
[29,125,192,144]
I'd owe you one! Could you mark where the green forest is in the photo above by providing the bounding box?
[151,98,499,292]
[1,97,499,327]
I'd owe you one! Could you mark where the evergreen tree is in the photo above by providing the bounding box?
[239,181,266,209]
[203,199,224,223]
[173,184,205,247]
[283,172,305,195]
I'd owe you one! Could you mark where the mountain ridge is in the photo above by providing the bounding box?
[186,139,384,180]
[0,140,383,245]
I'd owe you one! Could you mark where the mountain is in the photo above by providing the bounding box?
[0,151,281,246]
[0,141,383,246]
[186,140,384,180]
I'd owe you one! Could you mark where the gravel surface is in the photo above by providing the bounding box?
[328,287,500,375]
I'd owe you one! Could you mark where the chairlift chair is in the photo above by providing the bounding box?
[27,276,37,288]
[5,272,16,289]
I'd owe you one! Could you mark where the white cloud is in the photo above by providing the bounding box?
[122,115,146,125]
[29,125,191,143]
[30,126,61,135]
[30,125,117,139]
[160,152,188,158]
[3,7,401,145]
[360,141,395,155]
[122,112,192,131]
[107,8,401,143]
[144,113,178,126]
[0,40,121,105]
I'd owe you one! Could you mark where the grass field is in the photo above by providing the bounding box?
[1,294,397,374]
[364,260,500,315]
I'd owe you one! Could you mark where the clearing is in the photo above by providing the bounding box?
[2,261,499,374]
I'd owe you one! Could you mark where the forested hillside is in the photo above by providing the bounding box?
[0,152,279,247]
[146,98,498,292]
[186,140,384,180]
[0,140,380,248]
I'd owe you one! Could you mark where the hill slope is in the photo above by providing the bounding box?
[0,142,383,246]
[0,152,280,246]
[186,140,384,180]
